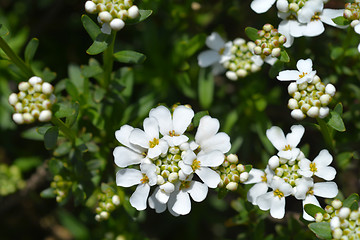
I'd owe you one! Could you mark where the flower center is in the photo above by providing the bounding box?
[273,189,284,199]
[149,138,159,148]
[311,13,321,21]
[179,180,191,190]
[299,72,307,78]
[168,130,179,137]
[191,159,201,171]
[218,47,225,55]
[261,175,267,182]
[283,144,292,151]
[140,174,149,184]
[310,162,317,173]
[306,187,314,196]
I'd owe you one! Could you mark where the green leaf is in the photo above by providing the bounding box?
[57,209,90,240]
[245,27,259,41]
[42,67,57,82]
[48,158,64,175]
[332,16,350,26]
[326,110,346,132]
[55,102,77,118]
[336,152,353,170]
[81,64,103,78]
[304,203,326,218]
[245,165,252,172]
[193,111,209,127]
[40,188,56,198]
[22,127,44,140]
[54,142,72,157]
[81,15,101,41]
[37,125,53,135]
[65,102,79,127]
[86,33,111,55]
[126,10,152,25]
[330,47,344,60]
[24,38,39,64]
[308,222,332,240]
[14,157,42,172]
[198,68,214,109]
[183,33,206,58]
[44,126,59,150]
[93,86,106,103]
[279,50,290,62]
[0,24,9,37]
[334,103,343,115]
[113,50,146,64]
[269,60,284,78]
[343,193,359,208]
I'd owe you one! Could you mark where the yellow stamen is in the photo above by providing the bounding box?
[299,72,307,78]
[179,181,191,190]
[218,47,225,55]
[310,162,317,173]
[191,159,201,171]
[307,187,314,196]
[140,174,149,184]
[261,175,267,182]
[149,138,159,148]
[168,130,179,137]
[283,144,292,151]
[273,189,284,199]
[311,13,321,21]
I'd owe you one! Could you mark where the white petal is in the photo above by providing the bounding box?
[198,151,224,167]
[143,117,159,140]
[270,197,286,219]
[129,128,150,149]
[303,21,325,37]
[115,125,133,148]
[195,116,219,144]
[148,188,166,213]
[250,0,276,13]
[173,105,194,134]
[140,163,157,185]
[266,126,287,151]
[299,158,311,170]
[187,181,208,202]
[286,125,305,148]
[149,106,172,136]
[196,167,220,188]
[200,132,231,153]
[277,70,301,81]
[315,166,336,180]
[179,160,193,175]
[198,50,220,67]
[278,150,293,160]
[116,169,141,187]
[147,145,162,159]
[313,149,332,167]
[171,191,191,215]
[358,43,360,53]
[183,151,197,165]
[320,9,346,28]
[279,182,293,196]
[247,182,269,205]
[245,168,265,184]
[164,135,188,146]
[155,188,171,204]
[297,59,313,73]
[113,146,143,167]
[302,195,320,221]
[211,63,226,75]
[206,32,225,51]
[251,55,264,66]
[257,192,273,210]
[355,24,360,34]
[289,21,306,37]
[313,182,338,198]
[130,184,150,211]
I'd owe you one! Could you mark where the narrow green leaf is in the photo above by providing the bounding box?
[86,33,111,55]
[304,203,326,218]
[0,24,9,37]
[44,126,59,150]
[54,142,72,157]
[193,111,209,127]
[334,103,343,115]
[326,110,346,132]
[65,102,79,127]
[49,158,64,175]
[332,16,350,26]
[42,67,57,82]
[198,69,214,109]
[113,50,146,64]
[22,127,44,140]
[81,14,101,40]
[245,27,259,41]
[37,125,53,135]
[343,193,359,208]
[308,222,332,240]
[94,86,106,103]
[24,38,39,64]
[280,50,290,62]
[81,64,103,78]
[336,152,353,170]
[65,80,79,100]
[126,10,152,25]
[55,102,77,118]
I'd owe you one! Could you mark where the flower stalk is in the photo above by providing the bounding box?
[316,118,335,152]
[102,32,116,89]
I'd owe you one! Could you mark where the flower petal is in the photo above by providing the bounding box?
[206,32,225,51]
[285,125,305,148]
[320,9,347,28]
[187,181,208,202]
[266,126,287,151]
[289,21,306,37]
[355,24,360,34]
[315,166,336,181]
[257,192,273,210]
[196,167,220,188]
[313,182,338,198]
[200,132,231,153]
[195,116,220,144]
[270,196,286,219]
[143,117,159,140]
[113,146,143,167]
[116,168,141,187]
[198,50,220,68]
[247,182,269,205]
[179,160,193,175]
[297,59,313,73]
[303,20,325,37]
[250,0,276,14]
[129,128,150,149]
[173,106,194,135]
[245,168,265,184]
[155,188,171,204]
[277,70,301,81]
[302,195,320,221]
[130,184,150,211]
[183,151,197,165]
[313,149,332,166]
[148,188,166,213]
[149,106,172,136]
[115,125,133,147]
[171,191,191,215]
[198,151,225,167]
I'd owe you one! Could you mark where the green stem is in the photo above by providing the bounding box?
[51,116,76,144]
[102,32,116,89]
[0,36,34,78]
[316,118,335,152]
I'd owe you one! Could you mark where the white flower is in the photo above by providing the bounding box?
[191,115,231,154]
[277,59,317,84]
[244,167,274,205]
[180,150,224,188]
[257,178,293,219]
[116,163,157,211]
[278,18,295,48]
[266,125,304,161]
[149,105,194,147]
[298,149,336,180]
[197,32,232,69]
[250,0,276,14]
[113,125,147,168]
[129,117,168,159]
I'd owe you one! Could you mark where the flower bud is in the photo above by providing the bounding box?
[42,82,54,95]
[351,19,360,28]
[168,172,179,182]
[226,71,238,81]
[291,109,306,120]
[268,155,280,170]
[12,113,24,124]
[85,1,97,13]
[8,93,18,105]
[289,3,299,12]
[157,175,165,185]
[288,82,298,95]
[99,11,112,22]
[110,18,125,31]
[23,113,34,123]
[100,211,109,220]
[315,212,323,222]
[271,48,281,58]
[226,182,238,191]
[263,24,273,32]
[234,38,246,46]
[288,98,298,110]
[227,154,238,163]
[128,5,139,19]
[344,9,352,19]
[263,47,271,56]
[39,110,52,122]
[124,0,132,8]
[112,195,121,206]
[236,69,247,78]
[160,182,175,193]
[325,84,336,97]
[253,46,262,55]
[239,172,249,182]
[18,82,30,91]
[237,164,245,172]
[339,207,351,219]
[319,107,330,119]
[332,227,342,239]
[332,199,343,209]
[276,0,289,12]
[247,41,256,50]
[29,76,42,86]
[307,106,319,118]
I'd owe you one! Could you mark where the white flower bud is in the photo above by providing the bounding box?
[110,18,125,31]
[307,106,319,118]
[268,155,280,170]
[233,38,245,45]
[271,48,281,58]
[275,167,284,177]
[350,211,359,220]
[42,82,54,95]
[39,110,52,122]
[236,69,247,78]
[31,109,40,118]
[227,154,238,163]
[247,41,256,51]
[291,109,306,120]
[15,102,23,112]
[18,82,30,91]
[288,98,299,110]
[319,107,330,119]
[8,93,18,105]
[226,182,238,191]
[293,91,301,100]
[251,64,261,72]
[18,91,26,100]
[226,71,238,81]
[289,3,299,12]
[160,182,175,193]
[237,164,245,172]
[315,212,323,222]
[85,1,97,14]
[319,94,331,105]
[127,5,139,19]
[344,10,352,19]
[124,0,132,8]
[12,113,24,124]
[351,19,360,28]
[339,207,351,219]
[239,172,249,182]
[178,170,187,181]
[276,0,289,12]
[325,84,336,97]
[332,227,342,239]
[34,83,42,92]
[28,76,42,86]
[23,113,34,123]
[254,46,262,55]
[99,11,112,23]
[112,195,121,206]
[168,172,178,183]
[332,199,343,209]
[157,175,165,185]
[100,211,109,220]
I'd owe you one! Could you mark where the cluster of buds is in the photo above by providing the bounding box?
[276,0,307,13]
[95,185,121,221]
[85,0,140,33]
[314,198,360,239]
[344,1,360,22]
[287,75,336,120]
[50,175,72,202]
[253,24,286,59]
[215,154,249,191]
[8,76,55,125]
[223,38,261,81]
[0,164,25,196]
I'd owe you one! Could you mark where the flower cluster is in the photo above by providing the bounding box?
[113,104,231,216]
[215,154,250,191]
[50,175,72,202]
[313,198,360,239]
[277,58,336,120]
[85,0,140,34]
[0,164,25,196]
[8,76,55,125]
[250,0,345,47]
[95,184,121,221]
[253,24,287,59]
[344,0,360,52]
[245,125,338,219]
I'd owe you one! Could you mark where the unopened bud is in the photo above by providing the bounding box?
[239,172,249,182]
[289,3,299,12]
[29,76,42,86]
[85,1,97,13]
[227,154,238,163]
[307,106,319,118]
[99,11,112,22]
[325,84,336,97]
[351,19,360,28]
[226,182,238,191]
[236,69,247,78]
[23,113,34,123]
[288,82,298,95]
[18,82,30,91]
[332,199,343,209]
[226,71,238,81]
[8,93,18,105]
[112,195,121,206]
[271,48,281,58]
[128,5,139,19]
[110,18,125,31]
[268,155,280,169]
[12,113,24,124]
[276,0,289,12]
[263,24,273,32]
[315,212,323,222]
[291,109,306,120]
[254,46,262,55]
[319,107,330,119]
[339,207,351,219]
[344,9,352,19]
[42,82,54,95]
[39,110,52,122]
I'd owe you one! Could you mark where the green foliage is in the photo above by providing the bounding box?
[245,27,259,41]
[308,222,332,240]
[113,50,146,64]
[304,204,326,218]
